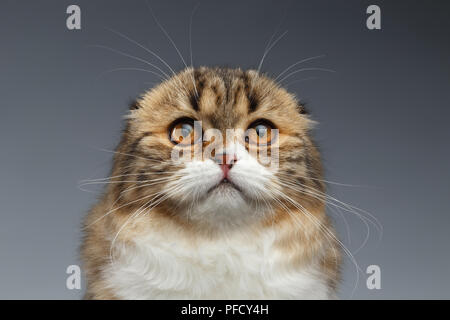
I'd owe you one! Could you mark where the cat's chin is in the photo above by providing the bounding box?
[201,182,247,211]
[207,179,242,195]
[179,182,266,229]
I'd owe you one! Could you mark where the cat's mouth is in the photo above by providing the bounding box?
[207,178,242,194]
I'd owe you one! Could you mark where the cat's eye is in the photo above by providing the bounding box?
[169,118,198,145]
[246,120,277,146]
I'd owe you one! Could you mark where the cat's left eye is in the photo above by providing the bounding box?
[169,118,199,146]
[246,120,277,146]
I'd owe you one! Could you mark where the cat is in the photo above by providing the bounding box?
[81,66,341,299]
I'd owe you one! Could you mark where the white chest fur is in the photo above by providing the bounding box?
[103,226,331,300]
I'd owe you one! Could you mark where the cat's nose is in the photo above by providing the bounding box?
[214,153,237,179]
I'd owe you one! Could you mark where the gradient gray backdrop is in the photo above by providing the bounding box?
[1,0,449,299]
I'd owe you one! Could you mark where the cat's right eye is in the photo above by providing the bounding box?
[246,119,277,146]
[169,118,198,145]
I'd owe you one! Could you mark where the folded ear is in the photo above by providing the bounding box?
[129,98,140,110]
[297,101,308,115]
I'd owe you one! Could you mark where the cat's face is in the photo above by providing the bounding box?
[110,67,324,230]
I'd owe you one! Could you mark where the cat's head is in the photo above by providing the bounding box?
[109,67,325,231]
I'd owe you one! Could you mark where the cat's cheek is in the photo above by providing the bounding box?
[228,159,273,200]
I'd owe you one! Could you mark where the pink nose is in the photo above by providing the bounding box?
[220,163,231,179]
[215,153,237,179]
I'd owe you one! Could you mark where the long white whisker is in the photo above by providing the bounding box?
[88,44,169,79]
[85,187,169,228]
[304,183,383,238]
[97,67,165,80]
[277,178,377,233]
[96,148,166,162]
[284,76,319,87]
[118,176,181,194]
[278,67,336,84]
[257,30,288,74]
[109,194,163,264]
[78,176,175,187]
[188,2,201,97]
[273,189,360,298]
[276,172,373,188]
[276,174,382,235]
[274,55,326,82]
[269,193,341,282]
[105,27,177,77]
[275,177,378,254]
[79,172,173,184]
[145,1,188,69]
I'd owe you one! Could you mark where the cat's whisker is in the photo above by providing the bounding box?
[276,177,372,232]
[276,171,372,188]
[249,26,288,98]
[326,202,353,246]
[105,27,177,78]
[137,185,186,223]
[275,178,377,253]
[88,44,169,80]
[258,189,274,216]
[304,184,382,238]
[77,185,102,194]
[85,185,173,228]
[252,183,277,215]
[79,175,180,205]
[277,173,353,245]
[284,76,319,88]
[145,0,195,94]
[109,179,171,213]
[118,162,171,173]
[189,2,201,98]
[79,179,164,186]
[106,7,187,93]
[257,30,288,75]
[276,178,375,231]
[309,190,370,254]
[93,170,173,181]
[109,194,163,264]
[96,147,168,163]
[97,67,165,80]
[118,176,181,194]
[299,185,372,254]
[79,172,174,184]
[146,1,188,70]
[273,189,361,298]
[78,177,175,188]
[277,67,336,84]
[274,54,326,82]
[276,174,382,235]
[257,8,288,74]
[269,194,340,276]
[108,179,179,221]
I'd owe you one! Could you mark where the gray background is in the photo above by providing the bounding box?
[1,0,449,299]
